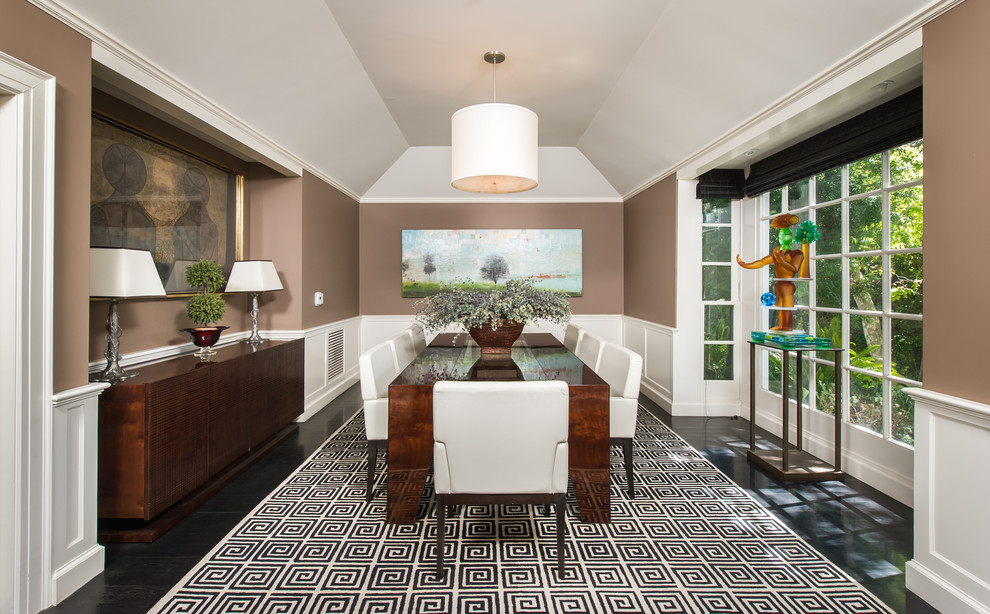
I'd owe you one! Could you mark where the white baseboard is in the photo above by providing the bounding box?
[670,400,741,417]
[640,380,672,413]
[753,405,913,506]
[51,545,105,605]
[906,560,990,614]
[299,368,358,422]
[840,440,913,506]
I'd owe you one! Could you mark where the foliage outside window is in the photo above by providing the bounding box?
[758,140,923,446]
[703,198,735,380]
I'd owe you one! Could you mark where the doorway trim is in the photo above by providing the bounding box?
[0,49,56,613]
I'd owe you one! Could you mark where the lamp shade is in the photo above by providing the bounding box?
[90,247,167,298]
[225,260,284,292]
[451,103,538,193]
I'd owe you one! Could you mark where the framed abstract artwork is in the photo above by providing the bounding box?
[401,229,582,297]
[90,114,243,294]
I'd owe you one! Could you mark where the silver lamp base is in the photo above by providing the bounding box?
[243,292,266,346]
[91,299,139,384]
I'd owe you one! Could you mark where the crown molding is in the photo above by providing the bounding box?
[28,0,362,202]
[622,0,963,201]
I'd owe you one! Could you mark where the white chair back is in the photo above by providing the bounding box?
[409,324,428,354]
[359,341,398,401]
[391,330,418,372]
[358,341,398,442]
[575,333,604,371]
[562,323,584,354]
[597,342,643,399]
[433,381,570,495]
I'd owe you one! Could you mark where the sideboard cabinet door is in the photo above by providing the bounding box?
[98,339,303,522]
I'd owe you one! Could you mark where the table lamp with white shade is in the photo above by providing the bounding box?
[90,247,167,383]
[224,260,284,346]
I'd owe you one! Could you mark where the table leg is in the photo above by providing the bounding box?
[749,342,756,449]
[386,384,433,524]
[568,384,611,523]
[782,349,790,472]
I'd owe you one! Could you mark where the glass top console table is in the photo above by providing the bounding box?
[747,340,846,482]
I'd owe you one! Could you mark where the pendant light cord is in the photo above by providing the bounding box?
[492,55,497,103]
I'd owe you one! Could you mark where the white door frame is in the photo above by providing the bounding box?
[0,50,56,614]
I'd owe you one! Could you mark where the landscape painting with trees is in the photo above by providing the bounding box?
[401,229,583,298]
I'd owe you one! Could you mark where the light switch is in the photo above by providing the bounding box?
[314,291,324,306]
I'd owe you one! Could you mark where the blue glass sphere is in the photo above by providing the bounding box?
[761,292,776,307]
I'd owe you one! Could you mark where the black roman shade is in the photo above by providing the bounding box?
[696,169,746,200]
[742,86,922,197]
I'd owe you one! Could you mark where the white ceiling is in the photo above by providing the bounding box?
[47,0,934,199]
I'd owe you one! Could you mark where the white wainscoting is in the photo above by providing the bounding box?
[566,314,624,345]
[296,317,360,422]
[622,316,677,412]
[50,382,109,605]
[623,316,675,412]
[360,315,418,352]
[905,388,990,614]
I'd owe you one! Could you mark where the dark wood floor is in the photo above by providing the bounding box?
[45,385,938,614]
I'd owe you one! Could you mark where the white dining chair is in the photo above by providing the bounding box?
[432,380,570,579]
[597,342,643,498]
[390,329,418,372]
[409,324,428,354]
[575,332,604,371]
[562,323,585,354]
[358,340,399,501]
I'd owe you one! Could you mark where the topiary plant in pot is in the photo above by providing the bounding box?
[182,259,228,357]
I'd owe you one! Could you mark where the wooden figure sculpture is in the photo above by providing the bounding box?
[737,213,805,332]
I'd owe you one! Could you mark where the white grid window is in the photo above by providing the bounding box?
[756,140,923,446]
[702,198,736,381]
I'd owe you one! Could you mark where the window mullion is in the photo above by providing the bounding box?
[882,150,893,441]
[840,164,850,424]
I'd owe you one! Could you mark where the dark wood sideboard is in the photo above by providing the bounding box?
[97,338,304,542]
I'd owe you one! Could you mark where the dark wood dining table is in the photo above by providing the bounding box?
[386,332,611,524]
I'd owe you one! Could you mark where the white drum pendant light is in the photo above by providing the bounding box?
[452,51,538,193]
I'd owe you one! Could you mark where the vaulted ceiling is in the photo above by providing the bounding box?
[47,0,933,200]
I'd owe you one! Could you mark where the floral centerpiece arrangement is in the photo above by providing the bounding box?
[414,277,571,354]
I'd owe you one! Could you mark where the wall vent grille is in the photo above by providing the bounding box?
[326,329,344,381]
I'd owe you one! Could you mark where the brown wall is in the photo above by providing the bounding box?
[623,176,677,327]
[301,172,359,328]
[1,0,92,391]
[359,202,624,315]
[245,166,304,331]
[922,3,990,404]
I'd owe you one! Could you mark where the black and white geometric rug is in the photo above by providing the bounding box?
[148,409,894,614]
